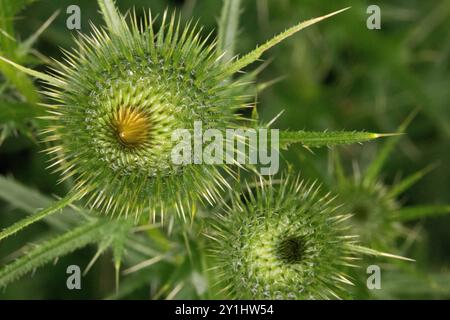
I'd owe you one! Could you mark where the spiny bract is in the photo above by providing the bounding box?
[338,179,400,248]
[42,11,246,220]
[208,176,359,299]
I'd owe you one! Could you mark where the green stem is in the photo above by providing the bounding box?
[0,219,109,288]
[0,192,80,242]
[390,205,450,222]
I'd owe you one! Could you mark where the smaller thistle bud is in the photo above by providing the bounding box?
[207,175,360,299]
[338,180,399,248]
[329,133,445,251]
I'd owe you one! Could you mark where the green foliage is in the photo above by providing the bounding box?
[0,219,110,288]
[0,175,80,230]
[391,205,450,222]
[0,0,40,103]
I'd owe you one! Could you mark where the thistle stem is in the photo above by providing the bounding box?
[0,192,80,242]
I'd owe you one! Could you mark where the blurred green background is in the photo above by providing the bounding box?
[0,0,449,299]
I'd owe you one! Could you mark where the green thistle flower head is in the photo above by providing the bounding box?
[208,176,359,299]
[338,179,399,247]
[41,10,245,220]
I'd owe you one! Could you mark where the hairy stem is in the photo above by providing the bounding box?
[0,219,110,288]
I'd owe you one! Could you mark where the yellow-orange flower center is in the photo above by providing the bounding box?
[113,107,150,147]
